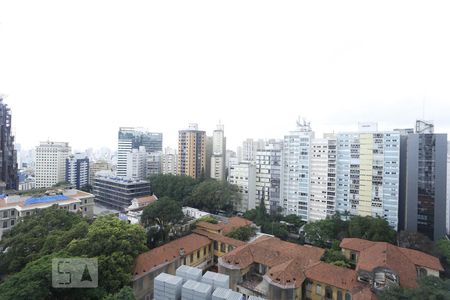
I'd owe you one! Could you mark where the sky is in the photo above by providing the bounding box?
[1,1,450,152]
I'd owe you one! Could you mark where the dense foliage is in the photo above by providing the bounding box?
[380,276,450,300]
[141,196,184,247]
[149,175,241,214]
[242,198,302,240]
[225,225,257,241]
[0,207,146,299]
[302,213,396,247]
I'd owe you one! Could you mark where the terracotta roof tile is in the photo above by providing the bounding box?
[192,228,246,247]
[221,236,325,287]
[221,217,253,235]
[133,233,211,278]
[304,262,359,291]
[135,195,158,205]
[341,238,444,289]
[340,238,376,252]
[196,221,223,231]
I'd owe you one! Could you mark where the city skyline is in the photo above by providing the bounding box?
[1,1,450,151]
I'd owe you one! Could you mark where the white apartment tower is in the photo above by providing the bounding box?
[335,126,400,229]
[162,147,178,175]
[308,136,337,221]
[35,141,71,188]
[240,138,264,162]
[126,146,147,180]
[211,123,226,180]
[280,119,314,220]
[228,162,256,212]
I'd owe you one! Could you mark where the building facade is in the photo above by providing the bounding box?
[280,119,314,220]
[255,140,282,213]
[162,147,178,175]
[308,136,337,221]
[117,127,162,177]
[65,153,89,189]
[399,128,448,240]
[335,130,401,229]
[228,162,256,212]
[146,151,162,176]
[126,146,147,180]
[93,175,151,210]
[35,141,71,188]
[178,124,206,179]
[0,189,94,240]
[211,124,226,181]
[0,98,18,190]
[89,160,112,185]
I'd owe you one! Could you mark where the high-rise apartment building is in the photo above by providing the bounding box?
[177,124,206,179]
[228,161,256,212]
[280,119,314,220]
[35,141,71,188]
[335,125,401,229]
[126,146,148,180]
[162,147,177,175]
[239,138,264,162]
[255,140,282,213]
[0,98,18,191]
[147,151,162,176]
[65,153,89,189]
[399,121,447,240]
[308,136,337,221]
[89,160,112,185]
[211,124,226,181]
[117,128,162,177]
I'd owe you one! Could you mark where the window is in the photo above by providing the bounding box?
[10,219,15,226]
[214,241,218,250]
[204,247,207,256]
[10,210,15,216]
[417,267,427,277]
[345,292,351,300]
[220,243,226,252]
[3,211,7,218]
[325,286,333,299]
[2,221,7,228]
[305,279,312,292]
[316,284,322,295]
[337,290,343,300]
[190,253,193,262]
[197,250,200,259]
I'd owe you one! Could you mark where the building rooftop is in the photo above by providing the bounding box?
[0,189,94,210]
[133,233,211,278]
[304,262,359,291]
[220,235,325,288]
[340,238,444,289]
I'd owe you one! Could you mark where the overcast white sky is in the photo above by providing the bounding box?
[1,1,449,152]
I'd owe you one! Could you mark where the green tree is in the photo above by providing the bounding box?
[242,209,257,222]
[149,174,198,203]
[398,231,434,254]
[194,215,218,224]
[226,225,257,241]
[322,249,351,267]
[435,239,450,279]
[66,215,147,294]
[380,276,450,300]
[348,216,396,243]
[0,207,87,275]
[141,197,184,244]
[103,286,136,300]
[187,180,240,213]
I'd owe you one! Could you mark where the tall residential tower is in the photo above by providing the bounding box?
[178,124,206,179]
[0,98,18,191]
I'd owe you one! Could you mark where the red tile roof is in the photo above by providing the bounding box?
[221,217,253,234]
[133,233,211,278]
[221,236,325,288]
[304,262,359,291]
[340,238,444,289]
[196,221,223,232]
[192,228,246,247]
